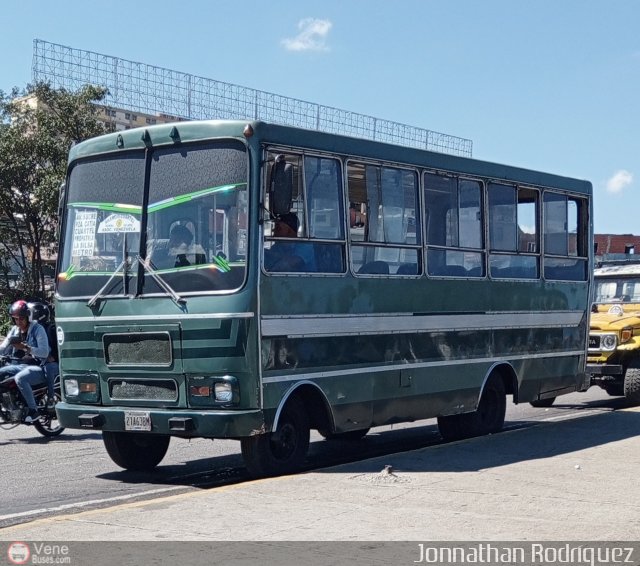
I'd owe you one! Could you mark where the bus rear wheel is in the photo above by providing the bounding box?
[530,397,556,408]
[241,396,310,478]
[437,373,506,442]
[103,431,170,471]
[318,427,370,441]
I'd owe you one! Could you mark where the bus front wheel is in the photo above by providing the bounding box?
[241,396,310,478]
[437,373,506,442]
[103,431,170,471]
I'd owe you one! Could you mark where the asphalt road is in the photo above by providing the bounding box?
[0,386,625,528]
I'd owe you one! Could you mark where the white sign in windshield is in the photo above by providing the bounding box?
[71,210,97,257]
[97,213,141,234]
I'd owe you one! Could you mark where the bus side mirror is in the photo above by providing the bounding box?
[57,181,66,238]
[269,156,293,217]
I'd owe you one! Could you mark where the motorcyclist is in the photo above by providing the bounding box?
[0,300,51,423]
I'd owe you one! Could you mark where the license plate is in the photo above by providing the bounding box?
[124,411,152,431]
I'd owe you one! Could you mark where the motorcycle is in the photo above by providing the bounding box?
[0,356,65,438]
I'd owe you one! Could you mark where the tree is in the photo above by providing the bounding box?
[0,82,108,332]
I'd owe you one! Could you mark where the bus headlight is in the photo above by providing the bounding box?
[63,375,100,403]
[65,379,79,397]
[214,382,234,403]
[188,375,239,407]
[601,334,617,351]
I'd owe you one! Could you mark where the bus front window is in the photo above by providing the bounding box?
[58,141,248,298]
[144,141,248,294]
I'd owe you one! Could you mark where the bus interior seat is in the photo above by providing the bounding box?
[314,244,344,273]
[358,260,390,275]
[442,265,467,277]
[396,263,418,275]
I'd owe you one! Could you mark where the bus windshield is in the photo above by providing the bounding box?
[58,140,248,298]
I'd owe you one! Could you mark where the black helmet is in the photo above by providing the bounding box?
[9,300,29,320]
[27,302,50,324]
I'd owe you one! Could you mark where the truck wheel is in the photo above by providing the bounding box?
[103,431,170,471]
[241,396,309,478]
[624,360,640,404]
[438,373,506,441]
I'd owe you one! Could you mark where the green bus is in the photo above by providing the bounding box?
[55,120,593,477]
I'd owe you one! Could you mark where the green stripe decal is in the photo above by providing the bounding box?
[69,202,142,213]
[147,183,247,213]
[69,183,246,215]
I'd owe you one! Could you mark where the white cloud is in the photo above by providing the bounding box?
[606,170,633,194]
[282,18,332,52]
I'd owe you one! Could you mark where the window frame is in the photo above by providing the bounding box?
[423,171,485,279]
[346,158,422,277]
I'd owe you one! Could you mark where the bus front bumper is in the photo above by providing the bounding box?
[56,403,266,438]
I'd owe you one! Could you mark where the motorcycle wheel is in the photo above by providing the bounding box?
[33,393,65,438]
[33,417,64,437]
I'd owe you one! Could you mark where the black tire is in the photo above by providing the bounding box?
[530,397,556,408]
[438,373,506,442]
[33,414,65,437]
[436,413,467,442]
[624,360,640,404]
[34,391,64,438]
[318,427,370,441]
[241,396,310,478]
[102,431,170,471]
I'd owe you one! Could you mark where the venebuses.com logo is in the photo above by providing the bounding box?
[6,542,30,565]
[5,541,71,565]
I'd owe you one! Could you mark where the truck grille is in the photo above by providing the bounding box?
[103,332,172,366]
[109,379,178,401]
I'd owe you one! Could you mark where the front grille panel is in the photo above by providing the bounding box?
[109,379,178,401]
[104,332,172,366]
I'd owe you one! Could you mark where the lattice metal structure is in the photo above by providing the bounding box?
[32,39,472,157]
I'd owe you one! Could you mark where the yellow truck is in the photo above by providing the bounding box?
[588,259,640,403]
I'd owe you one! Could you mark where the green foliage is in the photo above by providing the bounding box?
[0,82,108,329]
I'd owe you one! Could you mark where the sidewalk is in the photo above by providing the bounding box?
[2,407,640,541]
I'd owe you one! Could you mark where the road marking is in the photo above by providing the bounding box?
[0,486,187,524]
[0,475,284,532]
[540,408,611,422]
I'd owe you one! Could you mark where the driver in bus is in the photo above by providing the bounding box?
[264,212,313,272]
[152,224,206,269]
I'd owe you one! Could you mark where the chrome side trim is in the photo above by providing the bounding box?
[262,350,585,384]
[56,312,254,323]
[261,310,584,338]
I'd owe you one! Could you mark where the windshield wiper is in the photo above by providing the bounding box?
[87,258,129,308]
[138,256,186,307]
[87,233,134,308]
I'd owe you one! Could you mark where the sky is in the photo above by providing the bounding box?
[1,0,638,235]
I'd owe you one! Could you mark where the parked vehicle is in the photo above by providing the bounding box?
[588,256,640,403]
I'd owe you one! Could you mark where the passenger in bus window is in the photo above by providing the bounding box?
[264,213,311,272]
[152,224,206,269]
